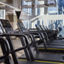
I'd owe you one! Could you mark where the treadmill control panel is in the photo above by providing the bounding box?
[0,20,13,33]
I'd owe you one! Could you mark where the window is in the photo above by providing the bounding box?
[0,9,5,19]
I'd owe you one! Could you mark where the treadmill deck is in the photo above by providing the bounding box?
[38,39,64,51]
[18,60,64,64]
[19,51,64,62]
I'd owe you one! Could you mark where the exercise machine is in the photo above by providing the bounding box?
[34,24,64,52]
[0,19,63,64]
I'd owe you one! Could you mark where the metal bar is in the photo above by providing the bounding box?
[20,37,31,61]
[6,36,18,64]
[0,38,10,64]
[22,4,56,8]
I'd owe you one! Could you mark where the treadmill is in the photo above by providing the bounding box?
[39,25,60,40]
[0,33,64,64]
[15,11,64,63]
[13,18,64,63]
[0,19,62,64]
[35,25,64,51]
[17,19,64,52]
[0,19,34,64]
[1,35,62,64]
[18,29,64,63]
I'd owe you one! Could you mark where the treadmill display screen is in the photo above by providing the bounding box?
[1,20,12,28]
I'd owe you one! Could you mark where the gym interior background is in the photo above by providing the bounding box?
[0,0,64,64]
[0,0,64,29]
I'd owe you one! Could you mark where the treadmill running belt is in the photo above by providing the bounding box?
[19,52,64,62]
[18,60,64,64]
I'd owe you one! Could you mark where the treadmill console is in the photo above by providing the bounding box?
[0,20,13,33]
[1,20,12,28]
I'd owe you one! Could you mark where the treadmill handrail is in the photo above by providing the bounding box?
[0,34,32,61]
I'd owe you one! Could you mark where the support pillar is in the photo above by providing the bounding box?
[44,0,48,14]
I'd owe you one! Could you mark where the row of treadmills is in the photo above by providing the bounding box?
[0,19,64,64]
